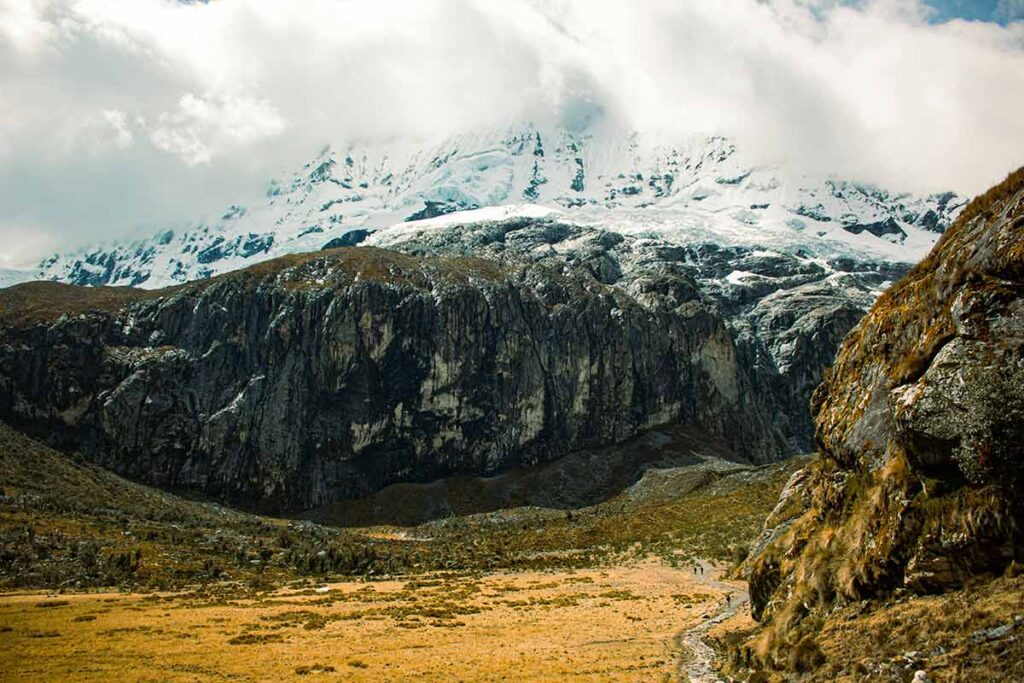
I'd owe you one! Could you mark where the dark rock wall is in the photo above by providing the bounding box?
[386,222,901,455]
[0,249,774,511]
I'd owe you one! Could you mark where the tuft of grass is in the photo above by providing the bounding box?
[295,663,336,675]
[788,634,825,673]
[227,632,285,646]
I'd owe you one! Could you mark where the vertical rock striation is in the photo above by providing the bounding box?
[0,248,775,511]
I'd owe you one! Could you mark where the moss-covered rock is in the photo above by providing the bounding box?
[744,166,1024,671]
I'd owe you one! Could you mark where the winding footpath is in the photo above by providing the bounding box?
[675,559,750,683]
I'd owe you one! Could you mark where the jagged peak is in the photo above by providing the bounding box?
[33,125,966,290]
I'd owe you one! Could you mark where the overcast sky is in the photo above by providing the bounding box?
[1,0,1023,267]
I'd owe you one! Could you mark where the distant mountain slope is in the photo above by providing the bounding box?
[38,126,964,288]
[0,268,35,290]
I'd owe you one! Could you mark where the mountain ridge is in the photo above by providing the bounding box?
[35,125,965,289]
[2,241,784,511]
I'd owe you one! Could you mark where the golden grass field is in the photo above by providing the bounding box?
[0,422,783,681]
[3,418,1023,681]
[0,559,742,682]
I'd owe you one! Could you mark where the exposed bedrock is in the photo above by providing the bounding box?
[1,248,776,511]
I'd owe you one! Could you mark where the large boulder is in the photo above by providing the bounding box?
[745,167,1024,665]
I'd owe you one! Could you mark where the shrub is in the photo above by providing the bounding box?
[789,634,826,673]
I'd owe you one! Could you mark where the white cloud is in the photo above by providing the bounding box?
[0,219,58,269]
[0,0,1022,266]
[0,0,56,54]
[102,109,133,150]
[150,93,285,165]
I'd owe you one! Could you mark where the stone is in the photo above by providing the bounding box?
[321,229,372,249]
[748,167,1024,622]
[983,624,1014,641]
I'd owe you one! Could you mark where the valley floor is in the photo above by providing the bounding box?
[3,418,1023,681]
[0,558,745,682]
[0,421,773,682]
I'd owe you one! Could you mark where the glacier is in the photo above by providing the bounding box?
[33,124,965,289]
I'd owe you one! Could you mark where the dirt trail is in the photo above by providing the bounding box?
[676,559,749,683]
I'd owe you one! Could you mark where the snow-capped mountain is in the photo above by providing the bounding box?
[37,125,965,288]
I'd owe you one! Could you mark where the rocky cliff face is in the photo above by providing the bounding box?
[744,167,1024,667]
[372,216,903,453]
[1,247,778,512]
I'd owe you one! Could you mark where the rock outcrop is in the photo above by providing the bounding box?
[0,247,774,512]
[744,167,1024,667]
[374,219,902,454]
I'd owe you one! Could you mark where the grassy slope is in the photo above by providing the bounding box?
[0,422,296,589]
[716,571,1024,682]
[0,421,801,591]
